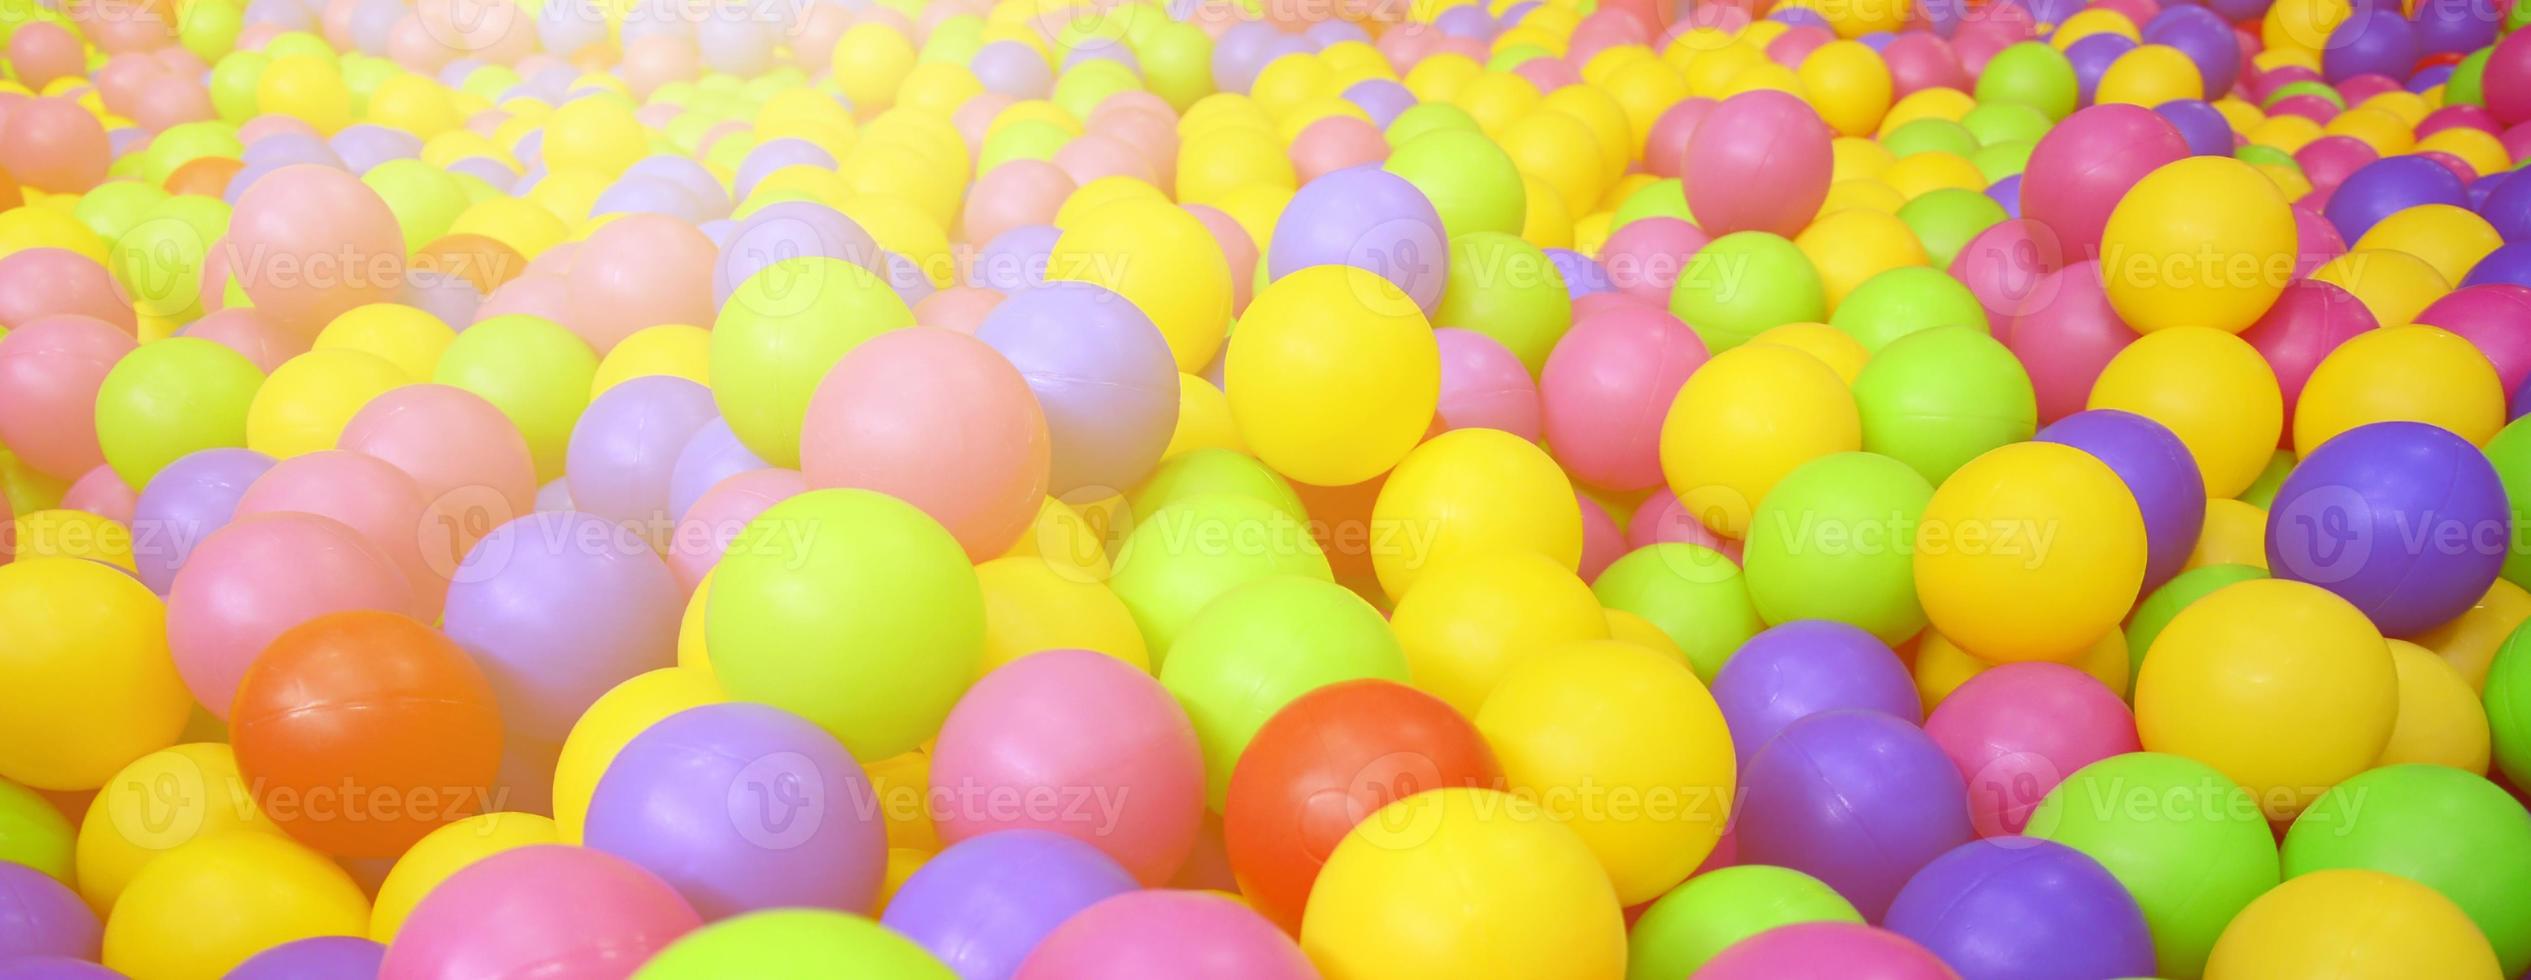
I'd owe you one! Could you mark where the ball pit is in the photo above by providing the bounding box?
[0,0,2526,975]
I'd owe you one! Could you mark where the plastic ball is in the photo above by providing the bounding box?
[2293,324,2506,453]
[1222,679,1498,931]
[708,489,982,761]
[2088,326,2283,498]
[1659,343,1859,538]
[1925,662,2141,837]
[1432,327,1543,440]
[443,510,678,743]
[802,328,1048,559]
[1669,231,1827,352]
[100,832,369,980]
[1368,428,1582,600]
[0,862,97,963]
[0,315,135,481]
[2282,764,2531,973]
[1014,890,1315,980]
[1161,574,1408,806]
[1433,231,1572,373]
[1226,265,1439,487]
[976,281,1180,496]
[370,813,559,942]
[1977,41,2079,120]
[2265,421,2507,635]
[585,702,885,919]
[1851,325,2034,484]
[1628,866,1861,978]
[2023,752,2279,978]
[2017,106,2188,261]
[1685,90,1833,237]
[710,257,914,468]
[1915,441,2147,663]
[0,562,176,791]
[1299,788,1625,980]
[1741,451,1935,643]
[1711,620,1918,772]
[2036,409,2206,593]
[1266,165,1448,314]
[379,845,701,980]
[2205,869,2501,980]
[1382,126,1526,240]
[224,164,405,334]
[881,830,1139,980]
[2136,578,2397,820]
[1389,549,1608,716]
[2098,156,2295,334]
[634,909,955,979]
[1736,710,1973,920]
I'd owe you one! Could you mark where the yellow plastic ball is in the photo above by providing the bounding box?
[102,831,369,980]
[1519,173,1576,250]
[10,508,134,571]
[365,74,461,141]
[1914,627,2130,715]
[1403,52,1485,103]
[255,54,351,135]
[1915,442,2148,663]
[1175,125,1296,208]
[2293,324,2504,454]
[1252,52,1334,120]
[2205,870,2501,980]
[677,572,712,674]
[1796,207,1929,309]
[1164,373,1242,459]
[1659,344,1862,539]
[542,97,647,177]
[2417,128,2511,181]
[590,323,710,399]
[1796,41,1893,137]
[314,303,455,380]
[1300,788,1626,980]
[0,558,189,791]
[75,743,275,916]
[2262,0,2354,52]
[2379,639,2491,772]
[2246,113,2324,153]
[450,196,567,258]
[2352,205,2501,286]
[2099,157,2295,334]
[2308,248,2451,328]
[245,348,411,460]
[550,667,724,843]
[1049,198,1234,372]
[864,749,935,853]
[2096,44,2202,106]
[1879,87,1978,134]
[369,812,558,942]
[2322,106,2414,155]
[2135,578,2397,820]
[1604,607,1690,663]
[1388,550,1610,715]
[1225,266,1439,487]
[974,556,1148,675]
[1053,174,1167,230]
[2088,326,2283,498]
[2408,578,2531,690]
[1369,428,1584,601]
[1504,111,1603,215]
[2189,499,2270,571]
[1744,322,1870,384]
[1475,641,1733,906]
[834,23,918,109]
[1000,495,1114,583]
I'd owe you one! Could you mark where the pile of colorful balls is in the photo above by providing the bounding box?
[3,0,2531,975]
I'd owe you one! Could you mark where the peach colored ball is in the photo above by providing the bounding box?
[800,327,1050,560]
[0,96,110,193]
[338,383,539,560]
[1056,133,1160,187]
[914,285,1006,334]
[0,315,134,479]
[565,214,716,354]
[224,164,408,338]
[8,23,89,93]
[181,310,308,372]
[965,160,1076,244]
[665,467,807,591]
[1289,116,1388,182]
[62,464,139,523]
[235,449,455,617]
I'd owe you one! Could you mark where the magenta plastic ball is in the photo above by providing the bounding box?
[380,845,701,980]
[930,650,1204,886]
[881,831,1140,980]
[1540,305,1708,490]
[1884,33,1970,96]
[2004,261,2132,424]
[1432,327,1542,442]
[1698,922,1956,980]
[2295,136,2378,195]
[1711,621,1921,770]
[2036,409,2206,591]
[2290,203,2346,276]
[585,702,886,919]
[0,314,134,480]
[2020,105,2189,261]
[1642,98,1715,178]
[1267,165,1449,315]
[1884,838,2154,979]
[1923,663,2140,837]
[443,511,681,742]
[1951,218,2066,328]
[1598,217,1710,308]
[566,376,721,545]
[1737,710,1974,920]
[1014,891,1316,980]
[0,249,136,334]
[2415,284,2531,393]
[2238,278,2378,442]
[1684,90,1833,238]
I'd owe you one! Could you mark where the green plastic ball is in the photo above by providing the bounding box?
[107,196,226,320]
[1961,101,2053,145]
[1435,231,1571,373]
[94,339,264,489]
[1670,230,1825,351]
[1626,865,1862,980]
[2025,752,2280,979]
[709,256,913,468]
[2483,415,2531,589]
[1969,138,2035,181]
[209,52,270,122]
[1108,492,1333,664]
[1741,451,1934,644]
[2449,48,2492,106]
[362,159,469,253]
[1138,20,1215,111]
[1611,178,1693,229]
[1591,543,1763,683]
[1384,127,1526,240]
[2239,449,2295,509]
[1850,325,2036,484]
[634,909,955,979]
[2126,563,2269,685]
[1976,42,2079,120]
[1882,117,1979,159]
[1126,447,1305,526]
[1383,101,1478,147]
[1896,187,2009,268]
[2282,764,2531,976]
[2489,620,2531,789]
[1159,573,1405,807]
[1830,265,1988,352]
[434,314,601,481]
[0,777,74,886]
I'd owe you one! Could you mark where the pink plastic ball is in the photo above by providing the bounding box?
[472,274,573,327]
[0,249,135,334]
[225,164,407,338]
[235,450,452,616]
[1431,327,1542,442]
[913,285,1006,334]
[166,512,421,717]
[1541,305,1709,490]
[931,650,1205,885]
[1950,218,2066,329]
[664,467,807,592]
[800,327,1050,560]
[1766,24,1835,67]
[1599,217,1711,308]
[1883,33,1969,97]
[180,308,306,373]
[61,463,137,523]
[1183,204,1258,315]
[1288,116,1388,183]
[2289,204,2345,277]
[386,14,455,73]
[337,383,538,560]
[1510,55,1580,91]
[1578,492,1624,583]
[2293,135,2377,195]
[1684,90,1833,238]
[1924,662,2140,837]
[1014,890,1316,980]
[2477,30,2531,124]
[6,23,87,94]
[0,315,134,479]
[564,214,715,354]
[1055,132,1159,187]
[0,96,109,193]
[2020,105,2189,261]
[1699,922,1956,980]
[1627,488,1746,561]
[1643,98,1717,178]
[2237,278,2377,442]
[2005,261,2136,424]
[952,93,1017,152]
[378,846,701,980]
[2414,284,2531,393]
[964,160,1075,245]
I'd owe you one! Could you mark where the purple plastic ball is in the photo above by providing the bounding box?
[1884,839,2156,980]
[2325,155,2468,242]
[712,201,882,306]
[1736,710,1974,921]
[976,281,1181,495]
[0,958,123,980]
[972,224,1062,292]
[732,138,837,201]
[881,830,1140,980]
[1341,79,1416,128]
[1987,174,2023,217]
[1710,621,1921,769]
[2479,167,2531,241]
[974,40,1054,98]
[585,702,887,920]
[445,511,681,742]
[0,865,97,964]
[2142,5,2242,100]
[329,124,421,173]
[2468,243,2531,289]
[1267,166,1450,314]
[2156,99,2236,156]
[566,376,721,538]
[2321,5,2417,84]
[224,936,386,979]
[666,418,770,523]
[128,448,275,594]
[2413,0,2499,55]
[1546,247,1615,298]
[2265,420,2509,635]
[2037,409,2207,591]
[2064,34,2136,104]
